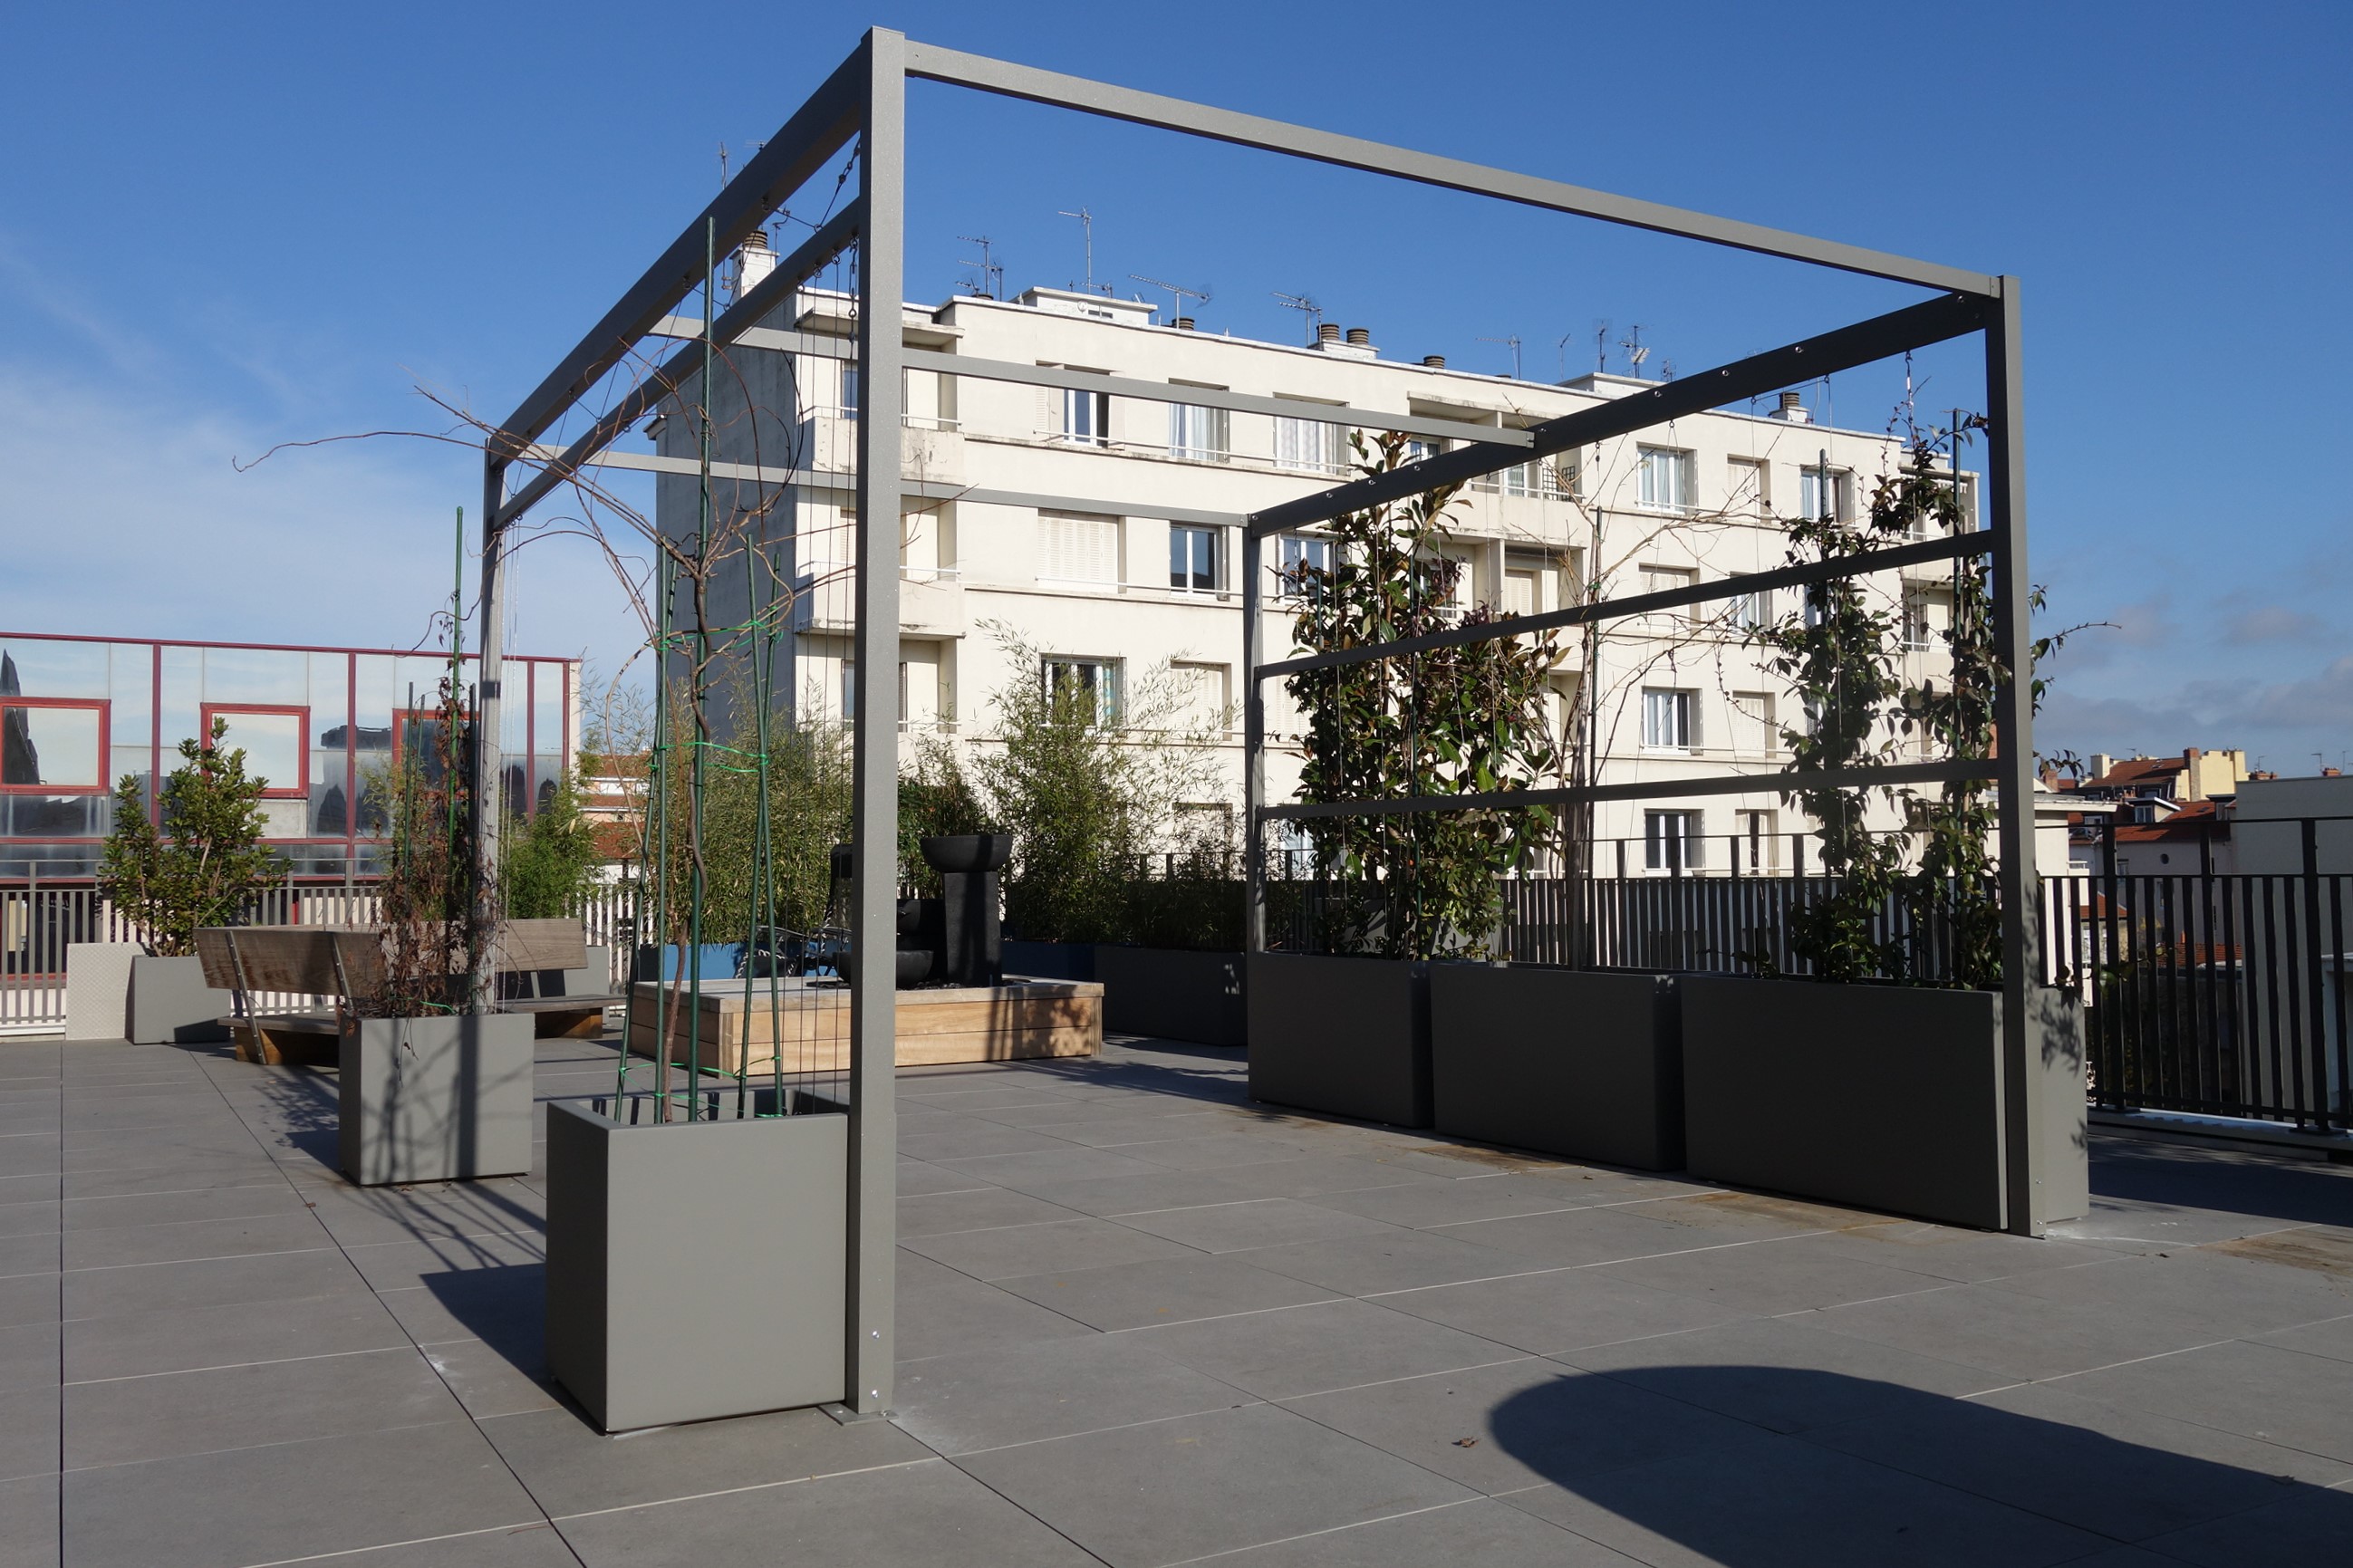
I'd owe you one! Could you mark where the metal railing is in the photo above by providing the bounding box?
[0,879,640,1033]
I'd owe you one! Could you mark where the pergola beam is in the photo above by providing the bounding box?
[1246,291,1986,538]
[903,42,1997,298]
[494,56,863,450]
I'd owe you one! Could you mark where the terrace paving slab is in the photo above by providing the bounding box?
[14,1031,2353,1568]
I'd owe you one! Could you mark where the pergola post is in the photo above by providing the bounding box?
[1985,275,2048,1236]
[470,461,508,1010]
[844,26,904,1415]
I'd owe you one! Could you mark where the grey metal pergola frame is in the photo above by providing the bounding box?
[470,25,2049,1415]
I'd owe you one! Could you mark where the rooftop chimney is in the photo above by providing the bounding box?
[1173,316,1195,332]
[2089,752,2113,781]
[1771,391,1810,424]
[731,228,776,298]
[1422,354,1446,369]
[1345,326,1371,346]
[1316,322,1342,346]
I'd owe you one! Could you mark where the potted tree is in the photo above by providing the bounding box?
[1259,434,1567,1129]
[1680,424,2090,1228]
[338,679,533,1186]
[92,719,280,1044]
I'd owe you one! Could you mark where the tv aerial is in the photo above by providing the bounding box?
[957,236,1004,300]
[1479,334,1523,380]
[1619,324,1651,379]
[1273,291,1324,341]
[1131,273,1210,323]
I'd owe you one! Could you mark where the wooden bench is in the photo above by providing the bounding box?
[194,920,627,1065]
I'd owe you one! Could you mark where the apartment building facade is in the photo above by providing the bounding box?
[648,268,1964,874]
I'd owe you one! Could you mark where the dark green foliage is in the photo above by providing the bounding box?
[1282,433,1563,960]
[899,735,993,896]
[502,756,605,919]
[97,719,283,957]
[371,679,486,1016]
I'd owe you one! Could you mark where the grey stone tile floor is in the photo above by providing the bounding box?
[0,1029,2348,1565]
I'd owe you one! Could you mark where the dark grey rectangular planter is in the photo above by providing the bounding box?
[1001,939,1095,982]
[1681,976,2088,1231]
[1098,947,1244,1046]
[1247,952,1431,1127]
[129,955,232,1044]
[545,1092,846,1432]
[338,1014,535,1186]
[1430,965,1683,1169]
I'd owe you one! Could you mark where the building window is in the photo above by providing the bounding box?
[1037,512,1120,586]
[1548,451,1581,499]
[1641,563,1699,626]
[1404,437,1446,465]
[1168,399,1230,462]
[1276,534,1333,600]
[1273,415,1344,474]
[393,707,468,787]
[1637,446,1694,511]
[1169,525,1220,593]
[840,365,861,417]
[1728,456,1768,509]
[201,705,309,798]
[1057,385,1109,446]
[1642,688,1696,752]
[1503,568,1540,617]
[1645,810,1702,871]
[1042,656,1122,728]
[1734,809,1778,871]
[1729,691,1778,756]
[1798,466,1853,522]
[1733,586,1774,630]
[1902,592,1934,650]
[0,698,107,792]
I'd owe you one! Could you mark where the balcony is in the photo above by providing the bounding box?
[797,565,965,636]
[798,410,966,483]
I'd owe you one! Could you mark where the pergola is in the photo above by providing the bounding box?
[471,26,2047,1416]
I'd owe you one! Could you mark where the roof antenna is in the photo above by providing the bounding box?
[1056,207,1102,293]
[1618,323,1650,380]
[1593,319,1612,375]
[1272,292,1324,343]
[1132,273,1209,325]
[957,236,1004,300]
[1556,332,1577,380]
[1478,334,1522,380]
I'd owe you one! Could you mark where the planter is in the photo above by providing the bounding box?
[63,942,142,1042]
[1681,976,2089,1230]
[1002,939,1095,982]
[545,1090,846,1432]
[921,832,1013,874]
[338,1014,535,1186]
[1430,965,1682,1169]
[129,955,232,1044]
[633,943,746,983]
[1247,952,1431,1127]
[1098,947,1244,1046]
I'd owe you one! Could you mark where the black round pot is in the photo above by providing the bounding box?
[921,832,1012,874]
[895,949,934,987]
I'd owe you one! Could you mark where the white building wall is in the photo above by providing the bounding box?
[653,279,1960,871]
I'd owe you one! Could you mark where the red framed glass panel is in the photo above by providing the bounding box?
[199,704,309,799]
[0,698,110,794]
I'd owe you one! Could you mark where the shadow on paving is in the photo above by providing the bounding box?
[1490,1365,2353,1562]
[2090,1137,2353,1229]
[422,1261,547,1376]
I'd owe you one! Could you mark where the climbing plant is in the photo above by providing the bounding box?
[1284,432,1564,960]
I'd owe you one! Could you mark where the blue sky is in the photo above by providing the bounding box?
[4,2,2347,772]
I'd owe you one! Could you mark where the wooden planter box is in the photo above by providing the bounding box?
[626,978,1102,1074]
[545,1091,845,1432]
[1247,952,1432,1128]
[1098,947,1244,1046]
[338,1014,535,1186]
[1430,965,1683,1169]
[1681,976,2088,1230]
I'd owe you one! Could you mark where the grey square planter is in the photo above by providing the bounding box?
[1681,976,2089,1231]
[338,1014,535,1186]
[1247,952,1431,1127]
[1099,947,1244,1046]
[130,955,231,1044]
[1430,965,1683,1169]
[1001,939,1095,982]
[545,1092,846,1432]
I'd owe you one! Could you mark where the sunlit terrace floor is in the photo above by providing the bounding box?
[1,1028,2350,1567]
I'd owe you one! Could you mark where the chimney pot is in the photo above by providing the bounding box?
[1316,322,1342,344]
[1345,326,1371,346]
[1173,316,1195,332]
[1422,354,1445,369]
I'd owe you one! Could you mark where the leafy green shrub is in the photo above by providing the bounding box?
[97,719,284,957]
